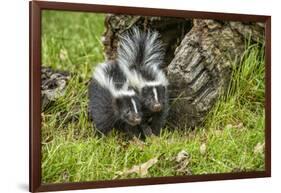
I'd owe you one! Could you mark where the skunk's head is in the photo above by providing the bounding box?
[140,83,167,113]
[93,62,142,126]
[113,92,142,126]
[139,66,169,113]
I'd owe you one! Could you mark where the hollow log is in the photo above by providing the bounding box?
[167,20,264,128]
[103,15,265,128]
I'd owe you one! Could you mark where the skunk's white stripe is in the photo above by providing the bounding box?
[152,87,159,102]
[156,71,169,86]
[144,81,161,87]
[93,62,136,98]
[131,98,138,113]
[114,90,135,98]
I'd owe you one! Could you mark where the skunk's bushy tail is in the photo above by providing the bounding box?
[117,27,165,70]
[117,27,168,89]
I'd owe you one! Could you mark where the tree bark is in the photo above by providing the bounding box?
[103,15,265,128]
[103,14,192,65]
[167,20,264,128]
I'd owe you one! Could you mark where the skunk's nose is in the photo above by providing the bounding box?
[152,103,162,112]
[128,114,142,126]
[133,115,142,124]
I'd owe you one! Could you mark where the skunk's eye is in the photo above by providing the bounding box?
[125,109,130,114]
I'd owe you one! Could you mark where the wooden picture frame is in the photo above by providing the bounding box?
[30,0,271,192]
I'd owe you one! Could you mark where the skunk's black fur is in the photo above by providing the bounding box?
[88,60,143,138]
[117,27,169,136]
[139,85,169,135]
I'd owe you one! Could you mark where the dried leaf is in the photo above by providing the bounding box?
[176,150,189,162]
[236,122,244,129]
[114,157,158,178]
[226,123,244,130]
[174,150,191,175]
[59,49,68,61]
[254,142,265,154]
[60,170,69,182]
[200,143,207,155]
[226,124,233,129]
[176,166,192,175]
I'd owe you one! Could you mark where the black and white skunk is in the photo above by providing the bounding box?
[117,27,169,136]
[88,60,143,138]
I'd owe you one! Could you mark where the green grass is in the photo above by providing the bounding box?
[41,10,265,184]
